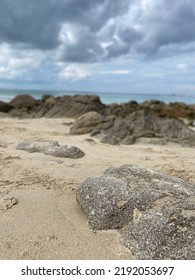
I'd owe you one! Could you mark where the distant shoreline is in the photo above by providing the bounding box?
[0,88,195,105]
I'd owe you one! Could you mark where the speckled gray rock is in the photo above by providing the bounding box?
[16,140,84,158]
[16,140,59,153]
[123,204,195,259]
[43,144,85,159]
[77,176,133,229]
[77,164,195,259]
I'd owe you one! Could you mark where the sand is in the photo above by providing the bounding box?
[0,117,195,259]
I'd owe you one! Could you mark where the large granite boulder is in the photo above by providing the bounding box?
[77,164,195,259]
[16,140,84,159]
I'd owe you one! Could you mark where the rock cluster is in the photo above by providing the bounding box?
[77,164,195,259]
[1,94,195,120]
[71,110,195,146]
[2,94,105,118]
[16,140,85,159]
[1,94,195,146]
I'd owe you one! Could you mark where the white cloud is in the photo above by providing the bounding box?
[99,69,132,74]
[176,63,188,70]
[58,64,91,80]
[0,43,46,79]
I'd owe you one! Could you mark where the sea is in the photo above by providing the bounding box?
[0,88,195,105]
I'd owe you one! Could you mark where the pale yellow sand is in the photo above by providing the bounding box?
[0,117,195,259]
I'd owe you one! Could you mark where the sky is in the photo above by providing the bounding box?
[0,0,195,95]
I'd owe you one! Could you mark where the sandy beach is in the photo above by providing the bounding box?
[0,117,195,260]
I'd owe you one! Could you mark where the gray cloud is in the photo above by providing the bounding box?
[135,0,195,57]
[0,0,130,50]
[0,0,195,62]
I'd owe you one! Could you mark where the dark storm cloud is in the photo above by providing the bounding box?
[1,0,195,62]
[0,0,130,49]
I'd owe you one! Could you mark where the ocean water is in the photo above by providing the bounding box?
[0,88,195,105]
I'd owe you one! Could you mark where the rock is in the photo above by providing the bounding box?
[123,205,195,259]
[169,102,195,119]
[99,133,120,145]
[16,140,59,153]
[43,145,85,159]
[77,164,195,259]
[105,117,129,139]
[41,95,105,118]
[188,120,195,127]
[155,117,195,146]
[9,94,37,109]
[91,116,132,145]
[0,101,13,113]
[16,140,84,158]
[77,176,132,230]
[6,93,195,121]
[70,112,105,135]
[89,110,195,146]
[121,135,136,145]
[6,94,105,118]
[125,110,157,138]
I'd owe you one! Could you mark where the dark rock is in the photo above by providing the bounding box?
[77,164,195,259]
[9,95,37,109]
[6,93,195,121]
[16,140,84,158]
[169,102,195,119]
[0,101,13,113]
[41,95,105,118]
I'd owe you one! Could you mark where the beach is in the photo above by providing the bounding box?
[0,116,195,259]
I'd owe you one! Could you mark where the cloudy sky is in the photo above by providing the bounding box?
[0,0,195,95]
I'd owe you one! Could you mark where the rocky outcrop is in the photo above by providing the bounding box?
[3,93,194,146]
[80,110,195,146]
[35,95,105,118]
[125,110,195,146]
[8,95,39,117]
[16,140,85,159]
[77,164,195,259]
[105,100,195,119]
[0,93,194,119]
